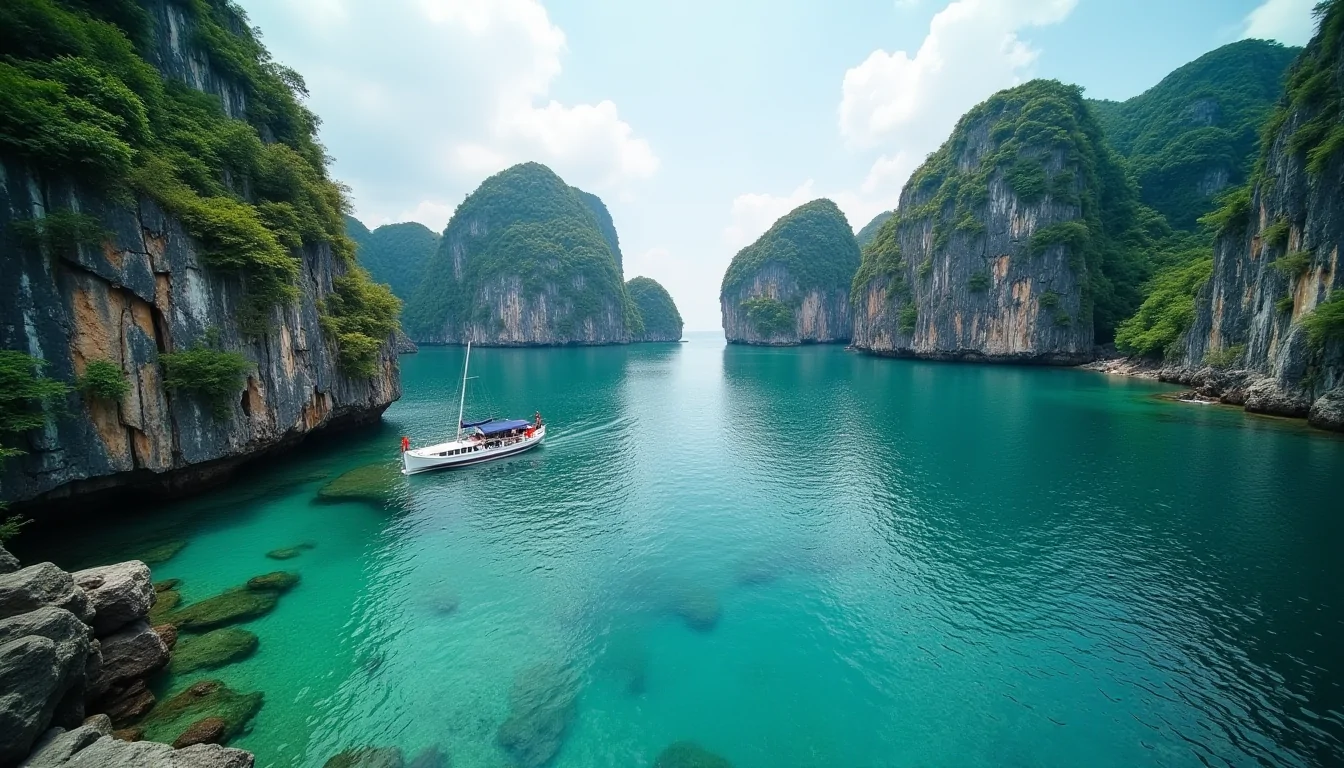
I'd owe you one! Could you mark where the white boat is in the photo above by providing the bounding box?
[400,342,547,475]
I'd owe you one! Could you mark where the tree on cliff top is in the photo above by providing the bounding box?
[1090,39,1299,230]
[627,277,684,341]
[721,199,861,300]
[0,0,397,374]
[855,211,894,249]
[402,162,632,340]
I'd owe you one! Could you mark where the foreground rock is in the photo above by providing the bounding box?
[497,663,580,768]
[73,562,155,636]
[0,544,260,766]
[0,607,96,763]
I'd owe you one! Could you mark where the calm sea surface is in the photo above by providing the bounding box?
[17,332,1344,767]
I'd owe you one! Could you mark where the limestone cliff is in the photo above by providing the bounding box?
[403,163,636,346]
[1160,5,1344,430]
[627,277,683,342]
[344,216,439,305]
[852,80,1148,363]
[0,0,400,505]
[575,189,623,273]
[1090,39,1299,230]
[720,199,860,345]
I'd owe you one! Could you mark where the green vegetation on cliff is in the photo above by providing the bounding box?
[855,79,1161,342]
[855,211,894,248]
[1090,40,1299,230]
[160,343,252,418]
[1114,254,1214,358]
[627,277,683,341]
[403,163,630,341]
[0,0,396,372]
[0,351,69,462]
[576,189,623,271]
[345,217,440,303]
[721,199,860,300]
[741,296,795,337]
[1256,0,1344,180]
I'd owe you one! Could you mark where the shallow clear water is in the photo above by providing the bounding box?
[17,333,1344,767]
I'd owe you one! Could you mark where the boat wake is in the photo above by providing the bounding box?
[544,416,629,447]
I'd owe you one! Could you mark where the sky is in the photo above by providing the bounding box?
[234,0,1321,331]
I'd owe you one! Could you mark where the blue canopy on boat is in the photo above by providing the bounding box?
[460,417,495,428]
[475,419,532,436]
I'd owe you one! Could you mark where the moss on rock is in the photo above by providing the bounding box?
[265,543,315,560]
[154,579,181,593]
[317,463,402,507]
[170,628,259,674]
[133,540,186,565]
[139,680,262,747]
[163,588,279,631]
[148,589,182,624]
[654,742,733,768]
[246,571,300,593]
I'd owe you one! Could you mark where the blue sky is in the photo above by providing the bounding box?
[235,0,1319,330]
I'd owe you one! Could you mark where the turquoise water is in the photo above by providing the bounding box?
[17,333,1344,767]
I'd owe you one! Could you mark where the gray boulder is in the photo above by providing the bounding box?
[72,562,155,636]
[0,608,97,764]
[0,564,93,623]
[93,620,168,689]
[19,717,111,768]
[1309,388,1344,431]
[0,544,18,574]
[61,737,254,767]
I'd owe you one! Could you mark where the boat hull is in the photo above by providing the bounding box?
[400,426,546,475]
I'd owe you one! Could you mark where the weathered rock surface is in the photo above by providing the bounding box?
[96,679,157,728]
[72,562,155,636]
[0,0,401,509]
[93,620,169,688]
[139,680,262,748]
[1160,12,1344,431]
[0,607,97,763]
[18,717,110,768]
[59,738,254,768]
[851,81,1113,363]
[403,163,635,346]
[1,547,19,575]
[721,199,860,345]
[1309,388,1344,430]
[0,564,93,624]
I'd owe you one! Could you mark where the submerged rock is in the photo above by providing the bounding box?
[406,746,446,768]
[73,561,155,636]
[162,589,279,632]
[172,716,229,748]
[96,679,156,728]
[671,587,721,632]
[148,590,182,625]
[244,572,300,593]
[264,544,314,561]
[653,741,733,768]
[496,663,579,768]
[317,464,402,507]
[170,629,259,675]
[131,541,187,566]
[139,680,262,748]
[153,579,181,594]
[322,746,405,768]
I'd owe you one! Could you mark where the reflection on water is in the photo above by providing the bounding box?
[14,334,1344,767]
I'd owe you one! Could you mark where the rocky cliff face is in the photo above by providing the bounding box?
[852,80,1142,363]
[626,277,683,342]
[0,545,255,767]
[1161,9,1344,430]
[403,163,634,346]
[720,199,860,345]
[0,0,400,506]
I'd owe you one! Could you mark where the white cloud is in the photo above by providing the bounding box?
[236,0,657,230]
[391,200,457,232]
[840,0,1076,150]
[1241,0,1317,46]
[723,181,818,251]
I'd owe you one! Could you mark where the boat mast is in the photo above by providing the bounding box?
[455,341,472,440]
